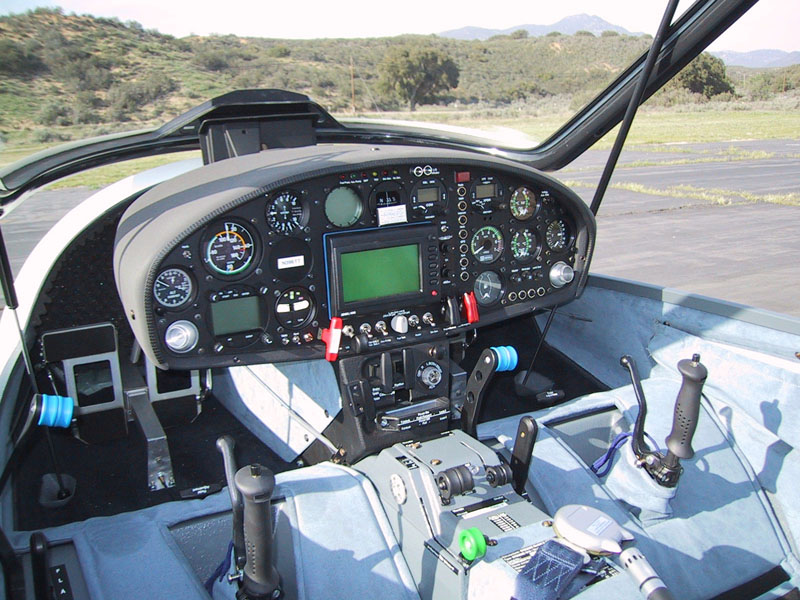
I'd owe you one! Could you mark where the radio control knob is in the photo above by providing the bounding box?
[550,262,575,288]
[391,315,409,334]
[375,321,388,336]
[165,320,199,353]
[422,312,435,326]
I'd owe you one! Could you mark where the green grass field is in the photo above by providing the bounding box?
[1,107,797,190]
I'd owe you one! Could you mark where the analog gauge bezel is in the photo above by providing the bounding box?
[275,287,316,330]
[266,190,309,235]
[153,267,194,309]
[510,229,540,263]
[470,225,505,264]
[545,219,572,252]
[370,181,407,225]
[510,186,540,221]
[474,271,504,306]
[202,220,258,278]
[325,186,363,228]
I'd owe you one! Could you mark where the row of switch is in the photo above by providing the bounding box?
[343,312,436,339]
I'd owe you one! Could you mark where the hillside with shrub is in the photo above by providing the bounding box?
[0,7,791,147]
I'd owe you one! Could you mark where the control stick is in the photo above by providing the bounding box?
[234,464,280,599]
[620,354,707,488]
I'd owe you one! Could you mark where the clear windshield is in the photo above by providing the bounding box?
[1,1,798,315]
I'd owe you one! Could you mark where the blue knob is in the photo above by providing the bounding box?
[491,346,518,372]
[38,394,74,429]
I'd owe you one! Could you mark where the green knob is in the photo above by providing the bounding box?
[459,527,487,561]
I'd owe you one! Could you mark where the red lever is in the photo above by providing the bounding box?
[462,292,479,324]
[321,317,343,361]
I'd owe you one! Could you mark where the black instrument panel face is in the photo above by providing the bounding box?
[148,161,591,367]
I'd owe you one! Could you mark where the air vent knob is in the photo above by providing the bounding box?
[549,262,575,288]
[165,320,199,353]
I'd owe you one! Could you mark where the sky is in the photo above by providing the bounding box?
[1,0,798,53]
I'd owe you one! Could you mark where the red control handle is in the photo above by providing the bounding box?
[321,317,343,361]
[462,292,479,324]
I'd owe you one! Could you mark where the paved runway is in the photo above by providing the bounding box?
[1,139,799,316]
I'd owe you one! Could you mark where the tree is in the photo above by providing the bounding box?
[673,52,734,97]
[378,45,459,111]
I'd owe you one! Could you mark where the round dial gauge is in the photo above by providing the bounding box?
[205,222,256,276]
[267,191,308,235]
[546,219,570,252]
[325,187,363,228]
[153,268,193,308]
[275,287,315,329]
[511,229,538,262]
[474,271,503,306]
[510,187,539,221]
[470,226,504,264]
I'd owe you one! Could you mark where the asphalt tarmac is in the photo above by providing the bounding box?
[1,139,799,316]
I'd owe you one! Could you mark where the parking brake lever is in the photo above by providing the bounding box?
[216,436,245,570]
[620,354,707,488]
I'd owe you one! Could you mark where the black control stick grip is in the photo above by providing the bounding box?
[665,354,707,460]
[235,464,280,599]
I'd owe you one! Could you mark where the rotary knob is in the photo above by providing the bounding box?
[417,361,443,389]
[549,261,575,288]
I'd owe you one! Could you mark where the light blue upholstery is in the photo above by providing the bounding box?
[8,463,419,600]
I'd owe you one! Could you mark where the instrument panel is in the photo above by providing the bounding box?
[115,145,595,369]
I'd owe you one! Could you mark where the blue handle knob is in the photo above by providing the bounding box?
[38,395,74,429]
[491,346,518,372]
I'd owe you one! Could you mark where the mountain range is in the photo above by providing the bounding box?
[710,49,800,68]
[441,14,799,69]
[440,14,642,41]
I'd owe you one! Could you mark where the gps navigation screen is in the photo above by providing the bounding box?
[340,244,422,303]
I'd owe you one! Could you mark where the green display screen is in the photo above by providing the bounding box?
[210,296,264,336]
[340,244,422,304]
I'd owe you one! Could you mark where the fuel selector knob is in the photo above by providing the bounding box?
[549,261,575,288]
[390,315,409,334]
[417,361,443,389]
